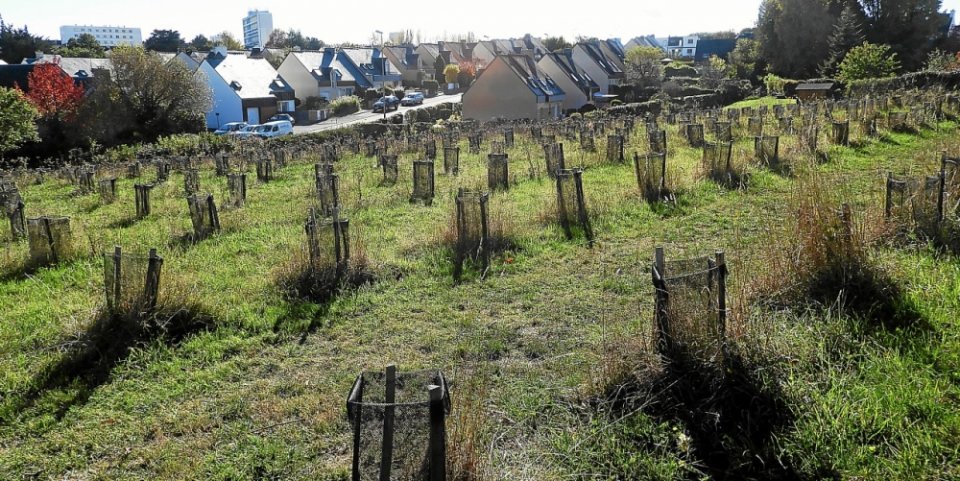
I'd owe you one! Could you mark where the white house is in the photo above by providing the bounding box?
[197,47,295,129]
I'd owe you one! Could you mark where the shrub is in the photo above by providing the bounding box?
[329,96,361,116]
[393,88,405,100]
[664,65,698,79]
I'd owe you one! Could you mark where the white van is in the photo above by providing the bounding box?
[254,120,294,139]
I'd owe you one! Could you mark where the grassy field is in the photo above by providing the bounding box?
[1,101,959,480]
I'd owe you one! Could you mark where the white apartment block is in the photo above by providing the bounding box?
[60,25,142,47]
[242,10,273,49]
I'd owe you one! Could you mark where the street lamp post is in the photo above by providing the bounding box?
[375,30,386,121]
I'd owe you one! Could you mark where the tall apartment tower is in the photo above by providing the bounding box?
[242,10,273,49]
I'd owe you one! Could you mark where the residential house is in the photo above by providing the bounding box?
[599,39,626,69]
[571,42,625,94]
[471,36,546,67]
[197,47,295,129]
[462,54,564,121]
[664,35,699,58]
[538,50,599,111]
[625,36,663,51]
[22,53,113,89]
[170,52,201,72]
[694,38,737,63]
[417,43,464,79]
[383,45,424,86]
[278,47,400,103]
[0,64,38,91]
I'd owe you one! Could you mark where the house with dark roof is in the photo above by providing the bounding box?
[196,47,295,129]
[571,41,625,94]
[625,36,663,51]
[538,50,599,110]
[22,53,114,88]
[0,64,38,91]
[462,54,564,121]
[694,38,737,63]
[278,47,399,103]
[383,45,424,86]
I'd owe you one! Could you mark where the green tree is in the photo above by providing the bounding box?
[543,36,572,52]
[820,5,867,76]
[0,87,39,156]
[700,55,731,89]
[443,63,460,84]
[624,46,664,89]
[0,16,51,64]
[924,48,957,71]
[212,31,244,51]
[756,0,834,78]
[837,42,901,82]
[143,29,185,52]
[861,0,948,71]
[56,33,105,58]
[77,46,210,144]
[728,38,764,82]
[189,34,213,51]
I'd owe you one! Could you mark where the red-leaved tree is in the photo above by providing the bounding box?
[21,61,85,121]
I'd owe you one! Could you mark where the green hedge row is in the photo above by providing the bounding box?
[846,70,960,97]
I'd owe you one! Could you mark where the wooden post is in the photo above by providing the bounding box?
[715,250,727,344]
[428,384,447,481]
[42,217,58,264]
[574,170,593,247]
[349,375,364,481]
[379,364,397,481]
[653,247,669,352]
[938,152,947,224]
[112,246,122,310]
[885,172,893,218]
[144,248,162,310]
[556,171,572,240]
[207,194,221,232]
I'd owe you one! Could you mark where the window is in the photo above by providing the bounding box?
[686,49,693,55]
[687,39,693,44]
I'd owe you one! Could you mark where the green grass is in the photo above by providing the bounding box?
[1,100,959,479]
[725,96,797,111]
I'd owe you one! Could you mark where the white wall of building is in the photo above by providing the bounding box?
[197,62,243,129]
[59,25,142,47]
[243,10,273,49]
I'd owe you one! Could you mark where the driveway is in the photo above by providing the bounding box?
[293,93,463,135]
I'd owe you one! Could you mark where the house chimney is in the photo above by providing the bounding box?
[251,47,262,57]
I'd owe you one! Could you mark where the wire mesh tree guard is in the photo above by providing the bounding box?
[754,135,780,167]
[380,154,399,186]
[226,173,247,209]
[606,134,625,163]
[27,216,72,266]
[134,183,155,219]
[155,161,171,183]
[215,153,231,176]
[99,177,117,204]
[885,172,947,238]
[186,193,221,239]
[411,161,435,205]
[487,153,509,191]
[467,133,482,154]
[503,127,515,148]
[453,189,490,280]
[651,247,727,363]
[778,116,794,135]
[103,246,163,313]
[305,207,350,277]
[714,121,733,142]
[424,138,437,161]
[442,147,460,175]
[127,162,141,179]
[543,142,565,179]
[684,123,705,148]
[634,151,669,203]
[747,117,763,137]
[1,185,26,240]
[347,365,449,481]
[580,129,596,152]
[184,168,201,195]
[831,120,850,146]
[702,141,735,184]
[647,129,666,155]
[555,168,594,246]
[256,157,274,183]
[315,164,341,217]
[77,167,96,194]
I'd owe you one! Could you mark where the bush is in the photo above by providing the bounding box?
[393,88,405,100]
[303,96,327,110]
[329,96,361,116]
[845,70,960,97]
[423,79,439,97]
[664,65,699,78]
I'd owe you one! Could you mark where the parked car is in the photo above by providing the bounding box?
[254,120,294,139]
[267,113,295,125]
[400,92,424,106]
[231,124,260,139]
[214,121,248,135]
[373,95,400,112]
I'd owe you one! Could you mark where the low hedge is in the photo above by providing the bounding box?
[329,96,361,116]
[845,70,960,97]
[664,65,699,78]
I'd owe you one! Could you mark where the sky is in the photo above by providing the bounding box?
[2,0,959,45]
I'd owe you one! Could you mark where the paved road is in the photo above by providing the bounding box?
[293,93,462,135]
